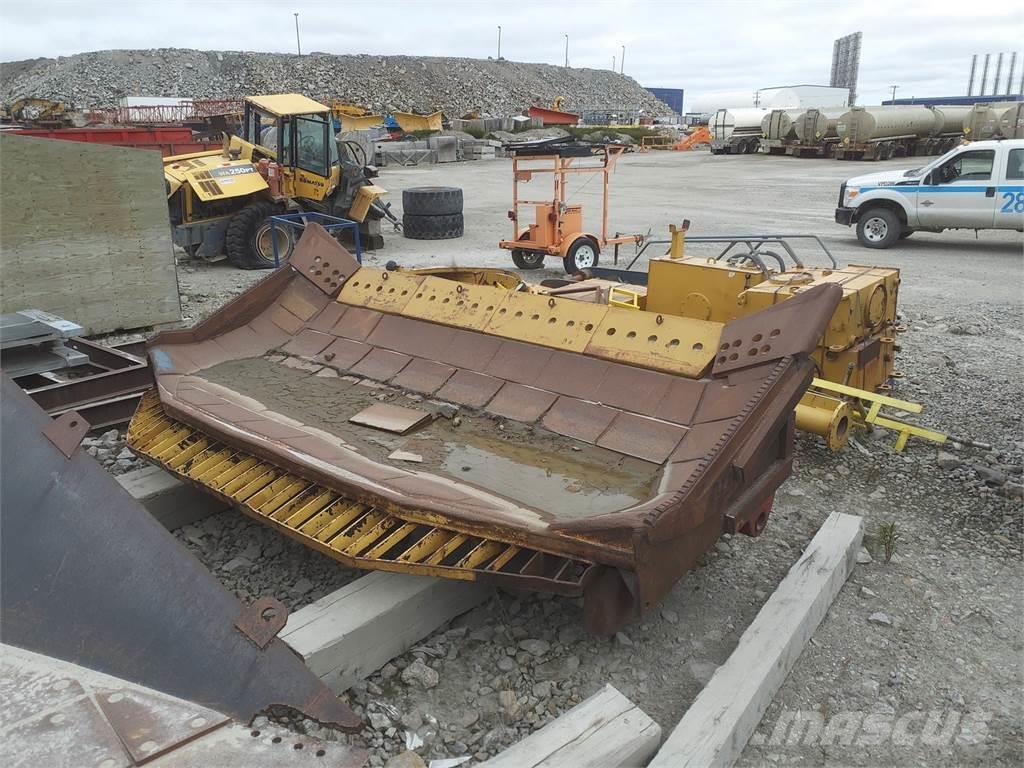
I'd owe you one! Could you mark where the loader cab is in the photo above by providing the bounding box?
[241,94,340,199]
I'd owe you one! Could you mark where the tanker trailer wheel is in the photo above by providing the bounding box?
[226,201,292,269]
[512,250,545,270]
[856,207,901,249]
[745,138,760,154]
[563,237,599,274]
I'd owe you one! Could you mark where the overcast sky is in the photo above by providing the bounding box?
[1,0,1021,109]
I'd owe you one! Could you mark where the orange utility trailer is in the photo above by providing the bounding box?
[499,140,643,274]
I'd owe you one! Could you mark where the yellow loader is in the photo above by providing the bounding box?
[164,94,394,269]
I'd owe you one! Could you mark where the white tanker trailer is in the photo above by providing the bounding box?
[964,102,1024,140]
[709,107,768,154]
[834,105,967,161]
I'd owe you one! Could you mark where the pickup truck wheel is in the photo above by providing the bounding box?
[856,208,902,249]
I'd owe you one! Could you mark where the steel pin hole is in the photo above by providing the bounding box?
[261,607,277,622]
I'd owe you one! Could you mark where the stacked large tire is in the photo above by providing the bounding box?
[402,187,464,240]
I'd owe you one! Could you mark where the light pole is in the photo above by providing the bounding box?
[620,44,625,74]
[497,26,501,59]
[889,84,899,103]
[564,34,569,67]
[294,13,301,56]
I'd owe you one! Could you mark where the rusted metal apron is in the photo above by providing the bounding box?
[129,224,841,634]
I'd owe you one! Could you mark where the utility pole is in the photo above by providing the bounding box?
[620,44,625,74]
[564,34,569,67]
[497,26,501,59]
[294,13,301,56]
[889,84,899,103]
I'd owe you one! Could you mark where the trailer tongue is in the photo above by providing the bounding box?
[129,224,840,634]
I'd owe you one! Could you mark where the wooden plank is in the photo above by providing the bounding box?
[648,512,864,768]
[481,684,661,768]
[0,135,180,335]
[281,571,490,693]
[116,464,226,530]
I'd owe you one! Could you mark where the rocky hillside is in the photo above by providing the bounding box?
[0,48,671,117]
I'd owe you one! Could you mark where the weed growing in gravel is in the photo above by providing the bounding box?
[878,521,900,564]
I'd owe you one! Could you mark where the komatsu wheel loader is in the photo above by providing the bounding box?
[163,94,392,269]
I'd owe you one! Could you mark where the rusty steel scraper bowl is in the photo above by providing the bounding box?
[129,224,841,635]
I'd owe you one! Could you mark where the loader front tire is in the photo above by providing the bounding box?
[226,202,292,269]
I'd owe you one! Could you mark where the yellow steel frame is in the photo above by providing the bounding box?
[808,378,946,452]
[127,391,593,587]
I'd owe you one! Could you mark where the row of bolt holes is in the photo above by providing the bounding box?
[249,729,327,757]
[717,329,781,363]
[347,284,703,351]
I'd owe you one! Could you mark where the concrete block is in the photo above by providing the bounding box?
[482,684,660,767]
[0,135,180,335]
[116,464,226,530]
[282,571,491,692]
[428,135,458,162]
[648,512,865,768]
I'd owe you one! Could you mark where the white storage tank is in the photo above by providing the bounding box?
[758,85,849,109]
[711,107,769,140]
[836,106,942,144]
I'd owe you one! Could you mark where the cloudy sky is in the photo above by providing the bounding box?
[1,0,1021,109]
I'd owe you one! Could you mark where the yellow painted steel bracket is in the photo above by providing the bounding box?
[808,377,946,452]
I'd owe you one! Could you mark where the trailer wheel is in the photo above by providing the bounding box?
[225,201,291,269]
[511,250,545,270]
[563,237,599,274]
[856,207,901,249]
[745,138,760,154]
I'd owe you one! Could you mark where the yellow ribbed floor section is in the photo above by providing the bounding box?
[127,391,590,591]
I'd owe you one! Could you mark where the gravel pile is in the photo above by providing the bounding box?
[0,49,673,118]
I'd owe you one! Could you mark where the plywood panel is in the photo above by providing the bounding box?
[0,135,180,334]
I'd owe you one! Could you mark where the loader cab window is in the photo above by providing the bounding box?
[934,150,994,184]
[293,114,332,177]
[245,105,284,158]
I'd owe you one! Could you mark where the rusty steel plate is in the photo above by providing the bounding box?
[132,225,842,633]
[94,686,228,763]
[349,403,433,434]
[0,376,361,729]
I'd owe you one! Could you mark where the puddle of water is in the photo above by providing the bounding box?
[439,436,649,520]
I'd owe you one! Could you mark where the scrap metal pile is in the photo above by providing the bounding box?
[126,224,840,634]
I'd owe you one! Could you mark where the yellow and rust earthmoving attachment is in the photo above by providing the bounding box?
[129,223,843,636]
[0,375,361,730]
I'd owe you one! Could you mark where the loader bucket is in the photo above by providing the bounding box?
[129,224,841,634]
[0,375,361,730]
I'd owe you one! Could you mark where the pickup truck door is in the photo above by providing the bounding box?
[917,148,997,229]
[995,147,1024,230]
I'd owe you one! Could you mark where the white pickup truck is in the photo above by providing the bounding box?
[835,138,1024,248]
